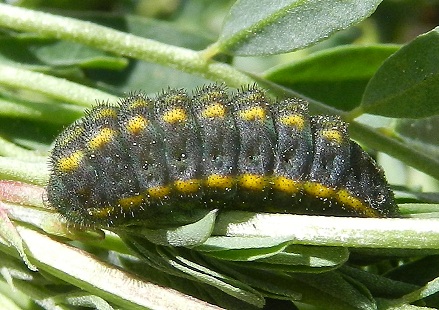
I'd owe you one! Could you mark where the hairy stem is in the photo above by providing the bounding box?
[0,3,253,88]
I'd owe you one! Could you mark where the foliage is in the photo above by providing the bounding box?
[0,0,438,309]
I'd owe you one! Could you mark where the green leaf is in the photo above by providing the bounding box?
[0,206,36,271]
[199,238,291,261]
[298,271,376,310]
[0,3,254,88]
[93,61,211,95]
[398,204,439,217]
[218,0,383,56]
[388,277,439,307]
[135,210,218,247]
[360,26,439,118]
[0,275,40,310]
[86,14,213,50]
[0,118,62,151]
[9,226,219,310]
[0,96,84,125]
[264,45,399,111]
[197,236,293,251]
[204,261,304,300]
[197,237,348,269]
[0,35,128,70]
[340,266,419,298]
[394,189,439,204]
[218,263,377,310]
[124,238,266,308]
[79,13,215,93]
[119,253,256,310]
[158,248,265,308]
[56,292,114,310]
[392,116,439,159]
[257,245,348,268]
[385,256,439,287]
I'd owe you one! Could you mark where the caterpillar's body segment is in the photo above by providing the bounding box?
[47,84,398,227]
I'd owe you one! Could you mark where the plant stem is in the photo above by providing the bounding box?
[0,3,253,88]
[215,212,439,249]
[0,157,48,186]
[0,64,117,107]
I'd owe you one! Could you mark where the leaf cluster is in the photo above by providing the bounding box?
[0,1,438,309]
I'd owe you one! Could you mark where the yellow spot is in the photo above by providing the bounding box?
[174,179,200,194]
[321,129,343,144]
[87,206,115,218]
[147,186,171,199]
[272,176,300,194]
[118,195,144,209]
[56,150,84,173]
[128,97,150,109]
[336,189,379,217]
[59,125,84,147]
[279,114,305,130]
[247,91,266,103]
[126,115,149,135]
[239,174,267,191]
[239,107,266,121]
[202,103,226,118]
[206,174,234,189]
[88,128,116,150]
[303,181,335,199]
[162,107,187,124]
[94,108,118,119]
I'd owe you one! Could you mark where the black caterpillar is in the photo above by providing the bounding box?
[47,84,398,227]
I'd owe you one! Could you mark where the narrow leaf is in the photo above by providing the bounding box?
[361,26,439,118]
[299,272,376,310]
[0,205,37,271]
[393,116,439,159]
[14,226,221,310]
[218,0,383,56]
[257,245,349,268]
[264,45,399,111]
[0,36,127,70]
[138,210,218,247]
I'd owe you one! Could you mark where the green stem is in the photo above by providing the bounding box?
[0,3,253,88]
[0,136,46,161]
[214,212,439,249]
[0,64,117,107]
[0,157,48,186]
[0,97,84,124]
[343,106,366,122]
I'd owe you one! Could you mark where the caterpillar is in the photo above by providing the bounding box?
[47,84,398,228]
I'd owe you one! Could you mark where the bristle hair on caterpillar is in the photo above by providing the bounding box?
[47,84,398,228]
